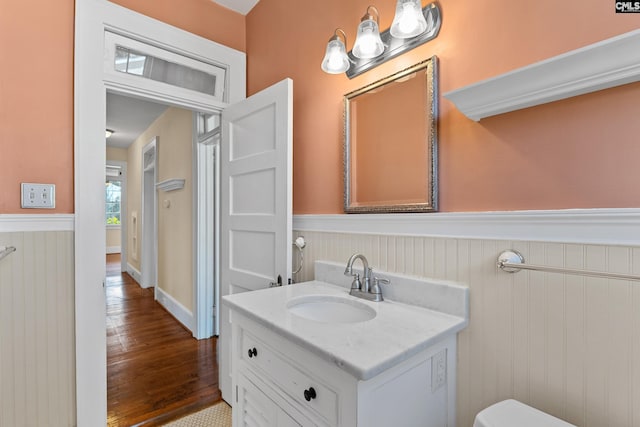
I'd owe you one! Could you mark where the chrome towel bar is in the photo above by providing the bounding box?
[497,249,640,282]
[0,246,16,262]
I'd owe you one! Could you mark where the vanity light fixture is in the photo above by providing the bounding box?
[352,6,385,59]
[320,1,441,79]
[321,29,350,74]
[105,129,114,138]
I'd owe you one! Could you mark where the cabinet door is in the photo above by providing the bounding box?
[236,373,311,427]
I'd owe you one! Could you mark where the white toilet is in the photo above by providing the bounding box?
[474,399,576,427]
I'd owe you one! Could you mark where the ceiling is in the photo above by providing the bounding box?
[212,0,259,15]
[106,93,168,149]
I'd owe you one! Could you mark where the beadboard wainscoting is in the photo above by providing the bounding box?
[292,223,640,427]
[0,230,76,427]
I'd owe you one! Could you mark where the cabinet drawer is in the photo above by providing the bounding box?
[237,372,314,427]
[241,330,338,425]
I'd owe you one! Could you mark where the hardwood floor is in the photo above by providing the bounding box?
[106,254,221,426]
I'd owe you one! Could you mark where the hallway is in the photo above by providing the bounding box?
[106,254,221,426]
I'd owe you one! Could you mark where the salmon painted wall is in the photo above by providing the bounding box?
[109,0,246,52]
[0,0,244,214]
[246,0,640,213]
[0,0,74,213]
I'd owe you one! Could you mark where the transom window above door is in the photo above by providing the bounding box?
[104,31,227,101]
[114,46,219,96]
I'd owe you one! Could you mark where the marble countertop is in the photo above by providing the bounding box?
[223,281,468,381]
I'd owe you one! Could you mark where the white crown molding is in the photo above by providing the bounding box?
[443,29,640,121]
[293,209,640,246]
[0,214,75,232]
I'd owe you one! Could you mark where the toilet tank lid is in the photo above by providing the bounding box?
[473,399,575,427]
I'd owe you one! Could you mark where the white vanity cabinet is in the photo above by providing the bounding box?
[230,311,457,427]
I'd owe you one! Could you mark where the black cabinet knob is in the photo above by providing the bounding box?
[247,347,257,358]
[303,387,316,401]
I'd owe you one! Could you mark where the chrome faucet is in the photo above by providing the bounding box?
[344,253,371,292]
[344,253,389,302]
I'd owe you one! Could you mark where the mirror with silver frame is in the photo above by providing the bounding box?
[344,57,438,213]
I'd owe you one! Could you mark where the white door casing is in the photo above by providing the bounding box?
[194,116,220,339]
[75,1,245,424]
[219,79,293,403]
[141,138,157,289]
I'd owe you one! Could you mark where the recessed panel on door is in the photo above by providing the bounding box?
[230,230,276,279]
[230,168,276,215]
[229,105,276,160]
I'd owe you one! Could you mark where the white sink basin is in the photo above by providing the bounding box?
[287,295,376,323]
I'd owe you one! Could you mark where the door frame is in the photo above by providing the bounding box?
[194,115,220,339]
[140,137,158,289]
[74,1,245,423]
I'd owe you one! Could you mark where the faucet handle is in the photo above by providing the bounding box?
[371,276,390,294]
[367,276,389,301]
[374,277,390,286]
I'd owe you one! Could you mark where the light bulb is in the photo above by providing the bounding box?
[353,20,384,59]
[390,0,428,39]
[328,51,344,70]
[358,30,377,56]
[398,3,419,34]
[321,36,349,74]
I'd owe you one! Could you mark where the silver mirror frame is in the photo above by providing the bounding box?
[344,57,438,214]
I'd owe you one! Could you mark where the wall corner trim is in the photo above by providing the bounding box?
[0,214,75,232]
[293,208,640,246]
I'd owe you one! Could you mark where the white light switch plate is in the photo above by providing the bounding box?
[21,183,56,209]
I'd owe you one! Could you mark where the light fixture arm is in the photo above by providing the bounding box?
[362,5,380,23]
[332,28,347,45]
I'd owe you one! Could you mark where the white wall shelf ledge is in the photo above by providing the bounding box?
[156,179,185,192]
[443,29,640,121]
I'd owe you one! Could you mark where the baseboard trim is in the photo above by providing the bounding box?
[106,246,120,254]
[0,214,75,232]
[126,263,142,284]
[293,208,640,246]
[156,287,194,334]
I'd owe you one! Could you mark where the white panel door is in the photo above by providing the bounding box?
[219,78,293,402]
